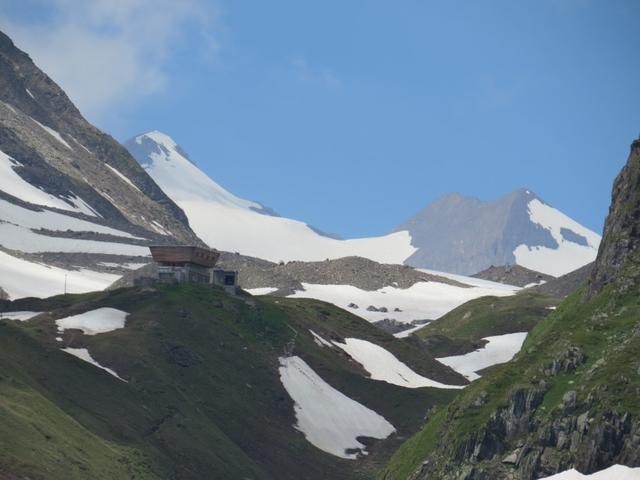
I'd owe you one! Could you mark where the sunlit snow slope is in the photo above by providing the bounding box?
[125,131,416,264]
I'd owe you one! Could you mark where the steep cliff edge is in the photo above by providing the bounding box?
[378,139,640,480]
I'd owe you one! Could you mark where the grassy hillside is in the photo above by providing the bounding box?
[0,283,463,479]
[378,256,640,479]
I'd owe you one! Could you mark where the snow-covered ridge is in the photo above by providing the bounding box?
[125,131,416,264]
[278,355,395,459]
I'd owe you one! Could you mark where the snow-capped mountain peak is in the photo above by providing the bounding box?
[127,131,260,210]
[124,132,416,264]
[394,188,601,277]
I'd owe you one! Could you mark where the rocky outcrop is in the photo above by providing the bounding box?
[110,253,473,293]
[473,264,554,287]
[528,262,594,298]
[586,140,640,299]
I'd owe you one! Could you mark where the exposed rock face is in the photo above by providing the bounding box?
[472,264,554,287]
[586,140,640,299]
[0,30,199,243]
[0,287,8,300]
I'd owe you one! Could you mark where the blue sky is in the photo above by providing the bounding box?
[2,0,640,238]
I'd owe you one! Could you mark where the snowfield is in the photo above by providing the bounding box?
[0,250,119,299]
[278,355,396,459]
[56,308,129,335]
[130,131,416,264]
[539,465,640,479]
[288,280,517,324]
[62,347,126,381]
[436,332,529,381]
[0,311,42,321]
[332,337,464,389]
[514,199,600,277]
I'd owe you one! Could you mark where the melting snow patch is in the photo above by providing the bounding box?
[105,164,141,193]
[309,330,333,348]
[62,348,126,381]
[246,287,278,296]
[56,307,129,335]
[0,311,42,321]
[539,464,640,479]
[436,332,528,381]
[278,356,395,459]
[30,117,72,149]
[333,338,464,389]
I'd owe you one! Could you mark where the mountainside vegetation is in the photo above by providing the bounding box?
[378,140,640,480]
[0,284,464,480]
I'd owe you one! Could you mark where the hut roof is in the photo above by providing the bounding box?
[149,246,220,268]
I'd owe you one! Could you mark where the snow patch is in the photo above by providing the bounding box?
[278,355,395,459]
[105,164,141,193]
[246,287,278,296]
[0,150,89,212]
[62,348,126,381]
[539,464,640,479]
[56,307,128,335]
[309,329,333,348]
[0,311,42,321]
[30,117,72,150]
[333,338,464,389]
[436,332,528,381]
[25,88,35,99]
[0,250,119,299]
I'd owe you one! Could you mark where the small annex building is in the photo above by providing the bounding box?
[149,245,238,292]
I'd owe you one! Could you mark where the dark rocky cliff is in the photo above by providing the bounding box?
[586,139,640,299]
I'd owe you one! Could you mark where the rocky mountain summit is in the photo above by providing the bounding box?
[393,189,600,277]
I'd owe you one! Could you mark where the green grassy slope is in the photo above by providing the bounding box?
[0,283,463,479]
[410,292,560,357]
[378,259,640,479]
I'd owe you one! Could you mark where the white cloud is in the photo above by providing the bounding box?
[291,55,342,89]
[0,0,219,122]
